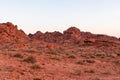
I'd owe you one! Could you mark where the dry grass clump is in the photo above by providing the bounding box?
[47,50,58,55]
[84,69,95,73]
[30,64,41,69]
[33,78,41,80]
[102,71,111,75]
[76,59,95,65]
[13,53,23,58]
[73,70,81,76]
[23,56,36,64]
[68,54,76,59]
[85,59,95,63]
[50,57,60,61]
[93,77,100,80]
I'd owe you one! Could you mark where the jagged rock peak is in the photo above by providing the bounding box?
[0,22,29,43]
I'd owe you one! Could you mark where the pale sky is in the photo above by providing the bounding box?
[0,0,120,37]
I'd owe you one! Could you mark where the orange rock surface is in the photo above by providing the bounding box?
[0,22,120,80]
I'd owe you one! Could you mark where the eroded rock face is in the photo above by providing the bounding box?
[43,31,63,43]
[0,22,29,43]
[84,38,96,43]
[29,26,120,46]
[29,31,43,40]
[29,31,63,43]
[63,27,81,40]
[62,27,84,45]
[29,27,84,45]
[95,34,118,42]
[81,32,119,43]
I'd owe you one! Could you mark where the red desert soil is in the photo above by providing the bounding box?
[0,22,120,80]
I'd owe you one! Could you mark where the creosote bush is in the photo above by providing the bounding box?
[50,57,60,61]
[24,49,37,53]
[76,59,95,65]
[47,50,58,55]
[30,64,41,69]
[23,56,36,63]
[102,71,111,75]
[68,54,76,59]
[13,53,23,58]
[33,78,41,80]
[84,69,95,73]
[93,77,100,80]
[73,70,81,76]
[85,59,95,63]
[76,61,84,65]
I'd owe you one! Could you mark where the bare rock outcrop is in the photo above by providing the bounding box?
[63,27,81,40]
[29,31,63,43]
[29,26,120,46]
[29,27,84,45]
[0,22,29,43]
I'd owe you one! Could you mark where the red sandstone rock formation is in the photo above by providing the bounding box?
[62,27,83,45]
[29,27,119,45]
[29,27,84,45]
[29,31,63,43]
[63,27,81,40]
[0,22,29,43]
[0,22,120,80]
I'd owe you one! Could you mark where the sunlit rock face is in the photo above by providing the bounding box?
[0,22,29,43]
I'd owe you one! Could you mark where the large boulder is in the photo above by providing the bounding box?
[63,27,81,40]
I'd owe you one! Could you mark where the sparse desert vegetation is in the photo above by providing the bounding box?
[30,64,41,70]
[0,22,120,80]
[13,53,24,58]
[23,56,36,64]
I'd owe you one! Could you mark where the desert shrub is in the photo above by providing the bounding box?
[33,78,41,80]
[85,69,95,73]
[13,53,23,58]
[93,77,100,80]
[68,55,76,59]
[73,70,81,76]
[76,59,95,65]
[30,64,41,69]
[19,71,24,75]
[90,55,96,58]
[47,50,58,55]
[113,60,120,64]
[102,71,111,75]
[76,61,84,65]
[3,66,14,72]
[23,56,36,64]
[24,49,37,53]
[85,59,95,63]
[95,52,105,58]
[117,53,120,56]
[50,57,60,61]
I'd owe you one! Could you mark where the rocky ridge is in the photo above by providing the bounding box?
[29,27,119,46]
[0,22,120,80]
[0,22,29,43]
